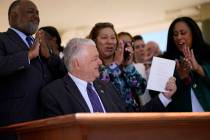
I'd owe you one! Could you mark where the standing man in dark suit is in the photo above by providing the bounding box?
[40,38,177,117]
[0,0,53,127]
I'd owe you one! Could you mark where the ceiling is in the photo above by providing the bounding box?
[1,0,210,45]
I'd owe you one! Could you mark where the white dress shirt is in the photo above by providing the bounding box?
[10,28,32,48]
[68,72,106,113]
[191,88,204,112]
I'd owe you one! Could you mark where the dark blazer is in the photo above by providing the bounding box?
[167,64,210,112]
[40,75,166,118]
[0,29,52,126]
[40,75,127,117]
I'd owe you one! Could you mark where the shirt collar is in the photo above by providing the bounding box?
[10,28,32,47]
[68,72,93,88]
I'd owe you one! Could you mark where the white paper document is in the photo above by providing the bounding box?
[146,57,176,92]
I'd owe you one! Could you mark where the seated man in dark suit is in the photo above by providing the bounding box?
[40,38,177,117]
[40,38,127,117]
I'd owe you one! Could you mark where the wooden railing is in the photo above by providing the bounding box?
[1,112,210,140]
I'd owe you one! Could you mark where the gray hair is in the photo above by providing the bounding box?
[63,38,96,71]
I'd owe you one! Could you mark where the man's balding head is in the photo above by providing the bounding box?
[8,0,40,35]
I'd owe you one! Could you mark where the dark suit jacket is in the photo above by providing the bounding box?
[40,75,166,118]
[0,29,52,126]
[40,75,127,117]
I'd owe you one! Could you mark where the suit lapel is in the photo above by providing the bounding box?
[93,80,115,112]
[63,75,90,112]
[7,29,29,50]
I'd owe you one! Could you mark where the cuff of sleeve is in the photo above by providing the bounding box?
[158,93,172,107]
[109,62,121,76]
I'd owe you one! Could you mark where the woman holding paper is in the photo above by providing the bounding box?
[163,17,210,112]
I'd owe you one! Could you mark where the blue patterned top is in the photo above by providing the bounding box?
[99,63,146,111]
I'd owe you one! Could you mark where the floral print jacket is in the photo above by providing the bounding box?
[99,63,146,111]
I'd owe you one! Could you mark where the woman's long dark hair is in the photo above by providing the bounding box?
[163,17,210,63]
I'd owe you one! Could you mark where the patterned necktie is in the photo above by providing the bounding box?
[26,36,33,48]
[86,83,104,112]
